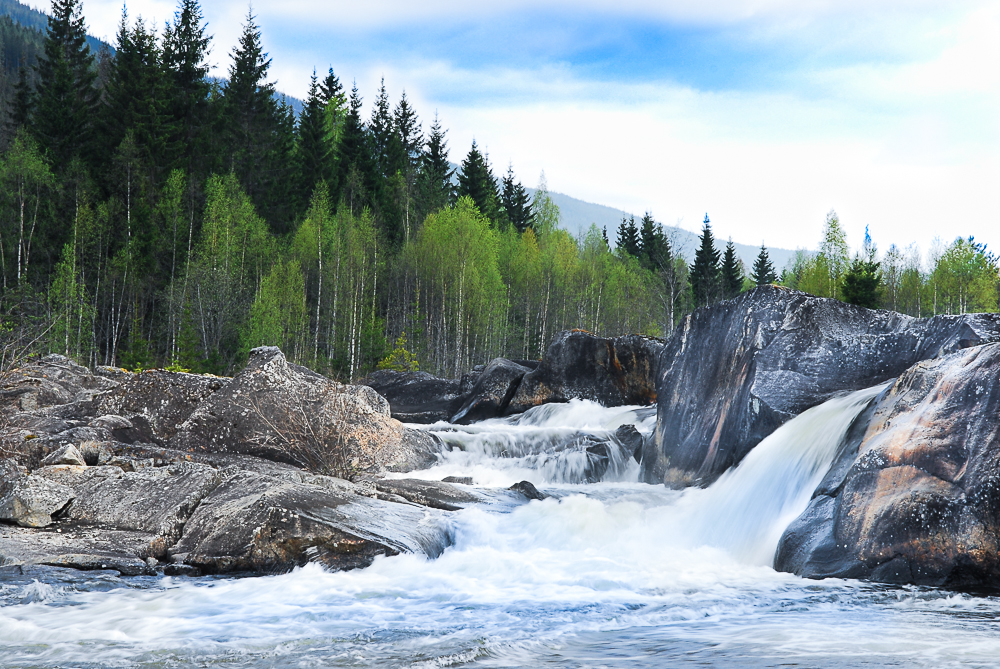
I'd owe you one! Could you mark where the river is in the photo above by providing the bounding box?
[3,391,1000,667]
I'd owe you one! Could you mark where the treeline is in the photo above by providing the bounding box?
[1,0,996,381]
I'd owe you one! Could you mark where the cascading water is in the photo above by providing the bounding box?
[5,386,1000,668]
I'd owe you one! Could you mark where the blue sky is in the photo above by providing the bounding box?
[79,0,1000,259]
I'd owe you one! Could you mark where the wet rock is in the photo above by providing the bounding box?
[442,476,473,485]
[451,358,531,424]
[506,331,662,415]
[374,478,482,511]
[775,343,1000,588]
[0,475,74,528]
[360,370,466,423]
[98,370,228,441]
[169,347,440,478]
[0,524,159,575]
[644,285,1000,486]
[509,480,547,500]
[39,443,86,467]
[171,468,451,574]
[615,425,644,463]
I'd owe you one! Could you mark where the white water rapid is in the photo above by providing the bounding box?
[5,387,1000,668]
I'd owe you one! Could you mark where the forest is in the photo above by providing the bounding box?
[1,0,998,380]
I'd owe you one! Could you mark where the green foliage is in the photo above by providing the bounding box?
[616,215,640,259]
[841,248,883,309]
[720,240,744,299]
[752,245,777,286]
[378,331,419,371]
[457,140,499,223]
[689,214,721,308]
[243,258,307,361]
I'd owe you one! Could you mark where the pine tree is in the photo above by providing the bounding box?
[751,244,777,286]
[32,0,98,169]
[690,214,721,308]
[500,164,532,232]
[720,239,744,298]
[616,215,640,258]
[161,0,211,175]
[457,139,498,221]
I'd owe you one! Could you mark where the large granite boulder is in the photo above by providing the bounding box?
[0,460,74,528]
[360,370,466,423]
[0,354,118,414]
[451,358,532,424]
[505,331,662,415]
[170,468,451,573]
[775,343,1000,587]
[169,347,439,478]
[644,286,1000,487]
[98,370,227,441]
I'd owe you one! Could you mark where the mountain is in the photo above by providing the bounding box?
[527,187,799,273]
[0,0,111,62]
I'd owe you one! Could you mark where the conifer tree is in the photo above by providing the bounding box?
[33,0,98,169]
[393,91,422,171]
[295,70,328,203]
[416,112,453,217]
[751,244,777,286]
[616,215,640,258]
[720,239,744,298]
[336,82,373,213]
[842,229,883,308]
[690,214,721,307]
[161,0,211,175]
[457,139,498,221]
[8,62,33,134]
[501,164,532,232]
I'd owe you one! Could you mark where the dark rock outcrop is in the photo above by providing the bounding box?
[359,370,465,423]
[374,478,482,511]
[505,331,662,415]
[644,285,1000,486]
[169,347,439,477]
[451,358,531,423]
[98,370,227,441]
[171,468,451,573]
[775,343,1000,587]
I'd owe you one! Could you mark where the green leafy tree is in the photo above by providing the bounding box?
[689,214,721,308]
[819,209,849,299]
[377,332,419,371]
[0,129,55,288]
[244,258,308,362]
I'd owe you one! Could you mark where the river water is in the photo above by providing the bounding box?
[4,392,1000,668]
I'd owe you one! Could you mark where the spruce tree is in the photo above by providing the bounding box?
[689,214,721,307]
[295,70,328,203]
[616,215,640,258]
[393,90,421,171]
[501,164,532,232]
[720,239,744,298]
[457,139,498,221]
[161,0,211,175]
[336,82,373,213]
[416,112,453,216]
[842,232,882,308]
[33,0,98,169]
[751,244,777,286]
[368,78,398,180]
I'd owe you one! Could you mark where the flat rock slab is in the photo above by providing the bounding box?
[0,524,158,575]
[375,478,483,511]
[172,469,451,574]
[35,462,221,555]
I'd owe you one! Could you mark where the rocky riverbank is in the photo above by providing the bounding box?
[0,347,532,576]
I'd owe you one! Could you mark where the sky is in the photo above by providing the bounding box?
[73,0,1000,256]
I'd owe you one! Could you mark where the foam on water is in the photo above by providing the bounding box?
[4,388,1000,668]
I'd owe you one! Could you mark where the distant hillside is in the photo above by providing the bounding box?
[0,0,110,64]
[527,187,799,273]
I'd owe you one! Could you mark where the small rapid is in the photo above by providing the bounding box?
[5,386,1000,668]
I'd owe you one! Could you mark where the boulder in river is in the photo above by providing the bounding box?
[644,285,1000,487]
[169,346,440,478]
[775,342,1000,588]
[505,331,662,415]
[359,370,466,423]
[451,358,532,424]
[170,468,452,573]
